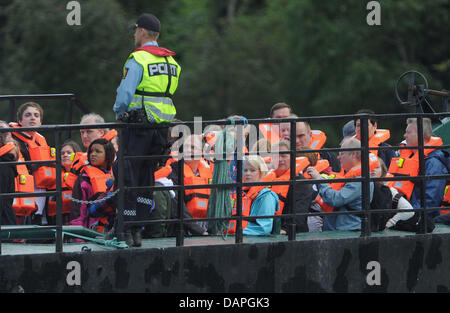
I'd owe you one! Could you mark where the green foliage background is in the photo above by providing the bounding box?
[0,0,448,147]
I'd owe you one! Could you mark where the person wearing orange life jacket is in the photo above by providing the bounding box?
[0,134,19,225]
[11,102,55,225]
[249,138,274,170]
[391,118,449,220]
[69,139,116,235]
[228,155,278,236]
[71,113,118,174]
[291,120,341,173]
[46,140,82,225]
[306,137,374,231]
[259,102,292,145]
[354,109,397,169]
[265,140,315,234]
[166,135,213,230]
[0,120,35,224]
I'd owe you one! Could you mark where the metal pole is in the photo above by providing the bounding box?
[360,116,371,237]
[65,98,74,140]
[235,122,244,244]
[176,156,185,247]
[9,99,15,123]
[117,128,125,241]
[288,120,296,241]
[55,130,63,252]
[417,117,427,234]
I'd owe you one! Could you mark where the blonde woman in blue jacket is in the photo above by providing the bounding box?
[242,155,279,236]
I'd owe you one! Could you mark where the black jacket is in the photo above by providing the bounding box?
[282,173,315,233]
[0,153,18,225]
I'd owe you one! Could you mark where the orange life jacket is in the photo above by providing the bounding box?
[316,154,379,212]
[355,129,390,156]
[13,153,37,217]
[441,185,450,215]
[386,136,443,200]
[10,123,56,189]
[47,165,78,216]
[302,159,330,179]
[259,123,281,145]
[227,185,266,234]
[309,130,327,150]
[0,142,36,216]
[263,157,310,214]
[80,165,113,196]
[184,159,214,218]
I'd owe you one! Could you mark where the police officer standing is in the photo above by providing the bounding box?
[113,13,181,246]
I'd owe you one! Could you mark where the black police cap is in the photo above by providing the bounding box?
[128,13,160,32]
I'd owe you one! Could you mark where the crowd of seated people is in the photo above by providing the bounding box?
[1,101,449,243]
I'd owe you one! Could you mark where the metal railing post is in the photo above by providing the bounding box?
[8,99,15,123]
[235,122,244,244]
[417,116,427,234]
[176,156,185,247]
[360,116,371,237]
[54,130,63,252]
[288,120,296,241]
[117,128,125,241]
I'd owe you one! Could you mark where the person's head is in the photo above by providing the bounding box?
[338,137,361,171]
[0,120,12,141]
[250,138,271,153]
[183,134,203,161]
[80,113,107,149]
[404,118,433,147]
[243,155,268,183]
[271,139,291,173]
[296,146,318,166]
[130,13,160,47]
[354,109,377,140]
[371,157,387,178]
[342,120,356,138]
[279,113,298,140]
[295,121,312,149]
[270,102,292,119]
[87,138,116,170]
[17,102,43,128]
[61,140,82,167]
[227,115,251,138]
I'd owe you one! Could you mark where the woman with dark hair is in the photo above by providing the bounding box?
[47,140,83,225]
[69,139,116,231]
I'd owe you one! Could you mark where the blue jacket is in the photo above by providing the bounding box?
[319,178,374,231]
[113,41,158,119]
[243,188,279,236]
[410,149,450,218]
